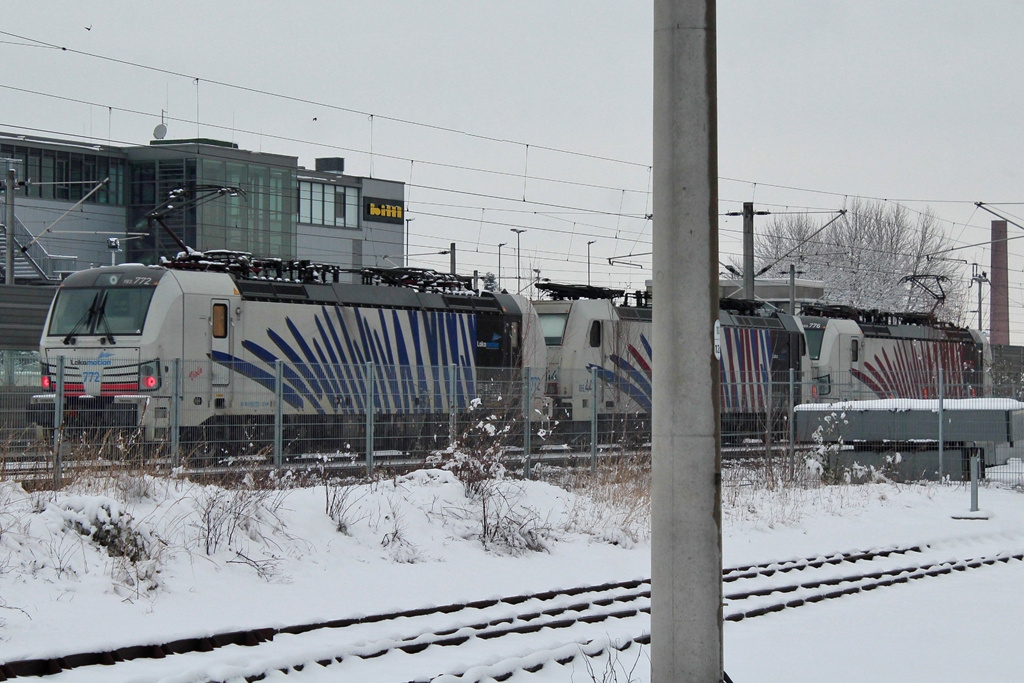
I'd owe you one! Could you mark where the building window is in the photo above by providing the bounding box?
[0,144,125,205]
[298,181,359,228]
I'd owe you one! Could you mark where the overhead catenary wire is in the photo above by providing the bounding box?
[0,28,1015,302]
[0,114,996,274]
[0,30,651,171]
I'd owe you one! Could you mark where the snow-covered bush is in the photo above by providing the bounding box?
[426,399,555,554]
[63,498,153,564]
[806,411,848,483]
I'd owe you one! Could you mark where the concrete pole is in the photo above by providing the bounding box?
[5,168,14,285]
[652,0,722,681]
[742,201,754,299]
[450,242,456,275]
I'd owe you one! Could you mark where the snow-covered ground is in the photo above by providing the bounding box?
[1,464,1022,682]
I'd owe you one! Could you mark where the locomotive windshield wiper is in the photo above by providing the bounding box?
[62,292,101,346]
[93,293,116,345]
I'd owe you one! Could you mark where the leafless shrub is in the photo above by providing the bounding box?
[428,401,556,554]
[579,638,647,683]
[325,480,367,534]
[476,482,552,554]
[188,481,289,556]
[46,532,80,580]
[227,550,282,581]
[380,506,416,560]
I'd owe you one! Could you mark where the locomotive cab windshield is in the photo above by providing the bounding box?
[49,287,155,340]
[47,268,164,341]
[539,312,568,346]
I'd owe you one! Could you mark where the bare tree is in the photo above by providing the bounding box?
[752,199,968,322]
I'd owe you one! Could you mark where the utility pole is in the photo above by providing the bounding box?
[404,217,414,267]
[726,201,768,299]
[789,263,796,314]
[4,167,15,285]
[743,202,754,299]
[511,228,526,293]
[497,242,506,292]
[971,264,989,331]
[449,242,456,275]
[653,0,722,680]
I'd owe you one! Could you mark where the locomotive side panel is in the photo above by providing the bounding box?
[805,314,990,402]
[218,299,482,417]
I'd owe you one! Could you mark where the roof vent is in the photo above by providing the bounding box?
[315,157,345,174]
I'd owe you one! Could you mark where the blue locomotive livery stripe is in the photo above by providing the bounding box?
[211,303,479,415]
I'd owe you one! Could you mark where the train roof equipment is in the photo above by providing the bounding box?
[799,303,965,329]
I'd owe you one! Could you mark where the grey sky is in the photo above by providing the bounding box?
[3,2,1023,337]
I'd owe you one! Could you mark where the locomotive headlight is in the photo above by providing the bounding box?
[139,361,161,391]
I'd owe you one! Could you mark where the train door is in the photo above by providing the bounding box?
[837,330,865,397]
[210,299,231,386]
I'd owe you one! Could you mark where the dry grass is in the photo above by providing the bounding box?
[549,455,652,546]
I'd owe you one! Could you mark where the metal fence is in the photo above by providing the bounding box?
[3,355,1024,487]
[1,358,643,483]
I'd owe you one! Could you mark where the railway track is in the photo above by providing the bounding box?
[4,539,1021,682]
[723,543,1024,622]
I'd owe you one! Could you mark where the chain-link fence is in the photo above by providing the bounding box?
[3,357,1023,487]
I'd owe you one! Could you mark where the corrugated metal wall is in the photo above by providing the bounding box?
[0,285,54,350]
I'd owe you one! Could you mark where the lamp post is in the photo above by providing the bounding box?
[404,217,414,267]
[497,242,507,291]
[511,228,526,293]
[587,240,596,286]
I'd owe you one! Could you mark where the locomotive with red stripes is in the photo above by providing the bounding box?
[531,283,988,445]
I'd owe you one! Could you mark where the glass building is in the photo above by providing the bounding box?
[0,132,404,280]
[125,140,297,264]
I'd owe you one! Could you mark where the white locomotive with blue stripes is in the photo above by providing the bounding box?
[29,254,546,454]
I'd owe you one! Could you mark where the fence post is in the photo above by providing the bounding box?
[590,365,598,473]
[938,365,945,480]
[970,453,980,512]
[788,368,796,481]
[365,362,375,475]
[53,356,64,488]
[449,363,457,449]
[170,358,181,459]
[523,368,532,479]
[273,360,283,467]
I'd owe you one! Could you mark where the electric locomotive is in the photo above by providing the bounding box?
[28,253,546,455]
[799,304,989,401]
[533,283,804,443]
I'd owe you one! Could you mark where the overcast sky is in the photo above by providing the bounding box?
[3,2,1024,337]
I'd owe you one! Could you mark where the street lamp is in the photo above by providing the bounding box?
[511,228,526,293]
[497,242,507,292]
[587,240,596,286]
[404,217,414,267]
